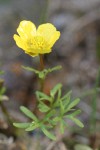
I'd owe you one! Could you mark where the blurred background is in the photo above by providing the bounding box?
[0,0,100,149]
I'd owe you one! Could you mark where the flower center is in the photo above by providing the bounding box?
[28,36,46,50]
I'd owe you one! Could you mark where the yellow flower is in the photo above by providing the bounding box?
[13,20,60,57]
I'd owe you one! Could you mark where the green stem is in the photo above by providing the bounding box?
[39,54,45,92]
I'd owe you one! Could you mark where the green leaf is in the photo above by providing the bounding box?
[59,99,64,115]
[65,110,81,117]
[44,110,55,121]
[36,91,51,102]
[52,117,61,123]
[57,88,62,100]
[25,122,39,131]
[38,102,50,112]
[66,98,80,111]
[22,66,39,74]
[13,122,31,128]
[48,66,62,72]
[54,91,71,108]
[41,126,56,140]
[61,90,72,101]
[60,120,66,134]
[48,120,57,126]
[20,106,38,121]
[61,91,72,108]
[74,144,93,150]
[68,116,84,128]
[50,83,62,98]
[53,117,61,122]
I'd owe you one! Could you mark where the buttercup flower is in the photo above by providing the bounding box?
[14,20,60,57]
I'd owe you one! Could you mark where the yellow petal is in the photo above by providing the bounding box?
[17,20,36,39]
[49,31,60,48]
[37,23,58,41]
[13,34,27,50]
[13,21,60,57]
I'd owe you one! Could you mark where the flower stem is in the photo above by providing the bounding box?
[39,54,44,71]
[39,54,45,92]
[34,54,45,115]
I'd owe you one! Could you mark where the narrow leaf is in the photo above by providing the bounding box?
[52,117,61,123]
[61,91,72,101]
[48,66,62,72]
[22,66,39,74]
[59,99,64,115]
[50,83,62,98]
[66,98,80,111]
[38,102,50,112]
[41,126,56,140]
[44,110,55,121]
[25,123,39,131]
[68,116,84,128]
[65,110,81,117]
[13,122,30,128]
[20,106,38,121]
[36,91,51,102]
[61,91,72,108]
[60,120,66,134]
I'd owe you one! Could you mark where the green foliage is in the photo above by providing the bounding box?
[22,65,62,79]
[13,83,84,140]
[20,106,38,121]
